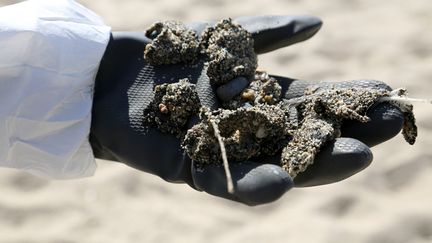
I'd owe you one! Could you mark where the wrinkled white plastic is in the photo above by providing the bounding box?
[0,0,111,179]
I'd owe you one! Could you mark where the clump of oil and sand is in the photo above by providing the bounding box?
[144,21,200,65]
[143,78,200,135]
[142,18,421,190]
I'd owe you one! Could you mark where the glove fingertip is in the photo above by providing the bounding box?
[342,102,404,147]
[293,138,373,187]
[234,164,293,206]
[244,15,323,54]
[216,76,249,102]
[193,163,293,206]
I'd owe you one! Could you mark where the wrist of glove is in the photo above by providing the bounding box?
[90,16,404,205]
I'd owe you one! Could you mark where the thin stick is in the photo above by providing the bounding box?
[379,96,432,104]
[210,119,235,194]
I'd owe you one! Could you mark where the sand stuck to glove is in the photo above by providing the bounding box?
[142,18,420,182]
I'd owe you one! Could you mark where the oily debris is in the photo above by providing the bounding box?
[302,86,392,122]
[142,18,419,180]
[143,18,257,85]
[223,71,282,109]
[201,18,258,85]
[401,106,417,145]
[384,88,418,145]
[143,79,200,136]
[182,104,296,165]
[142,18,259,135]
[144,21,200,65]
[282,117,335,177]
[185,86,404,178]
[281,87,393,178]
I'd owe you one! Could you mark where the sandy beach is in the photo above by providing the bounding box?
[0,0,431,242]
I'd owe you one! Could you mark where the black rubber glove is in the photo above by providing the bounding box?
[90,16,404,206]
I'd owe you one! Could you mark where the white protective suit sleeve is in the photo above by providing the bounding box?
[0,0,111,179]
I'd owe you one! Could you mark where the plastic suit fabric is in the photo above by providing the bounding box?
[0,0,111,178]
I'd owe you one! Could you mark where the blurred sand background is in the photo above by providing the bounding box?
[1,0,432,242]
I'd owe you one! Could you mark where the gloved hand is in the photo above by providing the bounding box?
[90,16,404,205]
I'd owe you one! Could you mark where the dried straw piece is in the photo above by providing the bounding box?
[210,119,234,194]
